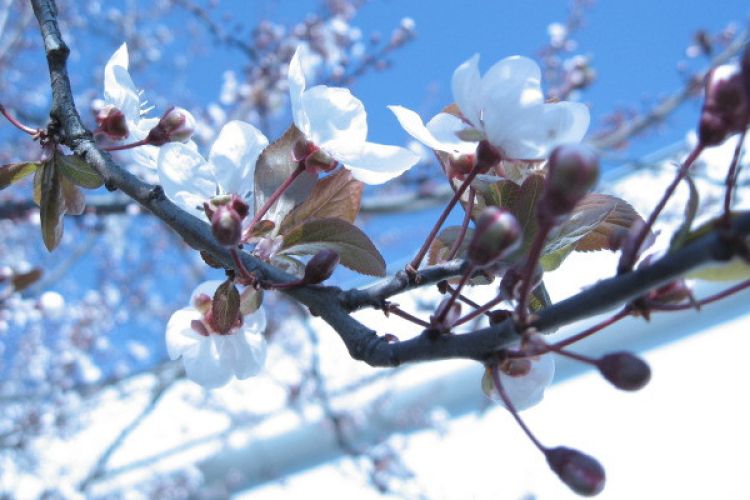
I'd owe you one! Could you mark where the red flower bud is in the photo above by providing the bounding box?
[467,207,522,268]
[545,446,606,496]
[597,351,651,391]
[146,106,196,146]
[302,249,340,285]
[211,204,243,247]
[698,64,750,147]
[95,104,129,140]
[539,144,600,219]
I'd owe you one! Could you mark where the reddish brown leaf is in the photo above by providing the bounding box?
[212,280,241,334]
[279,169,363,234]
[574,194,644,252]
[254,124,318,225]
[11,268,43,292]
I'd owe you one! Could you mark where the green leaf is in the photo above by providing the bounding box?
[0,162,41,190]
[669,175,700,252]
[57,154,104,189]
[212,280,241,334]
[471,176,521,215]
[280,218,386,276]
[61,176,86,216]
[39,162,65,252]
[279,168,363,234]
[511,174,545,255]
[574,194,645,252]
[683,215,750,282]
[540,199,614,271]
[254,124,318,229]
[428,225,474,266]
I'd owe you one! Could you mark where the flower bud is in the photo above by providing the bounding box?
[467,207,522,268]
[95,104,129,140]
[444,151,475,178]
[597,352,651,391]
[146,106,196,146]
[211,204,243,247]
[192,293,212,314]
[303,148,338,174]
[302,249,340,285]
[539,144,600,219]
[545,446,605,496]
[698,64,750,147]
[430,297,461,331]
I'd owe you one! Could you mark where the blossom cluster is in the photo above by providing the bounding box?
[100,42,590,405]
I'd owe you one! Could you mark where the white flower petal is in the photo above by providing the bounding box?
[302,85,368,151]
[208,120,268,199]
[337,141,420,185]
[183,335,234,389]
[426,113,478,155]
[226,324,267,380]
[389,106,452,152]
[451,54,482,127]
[490,101,590,159]
[103,44,141,122]
[491,354,555,411]
[165,308,203,360]
[289,48,310,136]
[158,143,216,216]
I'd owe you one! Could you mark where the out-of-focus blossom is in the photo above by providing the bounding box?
[484,354,555,411]
[158,120,268,218]
[288,47,419,184]
[166,281,267,389]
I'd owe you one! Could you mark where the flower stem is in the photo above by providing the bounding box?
[102,138,150,151]
[721,129,747,227]
[433,263,475,326]
[489,365,545,452]
[446,186,475,261]
[618,144,704,273]
[408,168,481,273]
[515,218,555,327]
[0,103,39,135]
[242,162,305,243]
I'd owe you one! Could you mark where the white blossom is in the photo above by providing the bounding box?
[158,120,268,218]
[102,43,160,169]
[166,281,267,389]
[288,47,419,184]
[391,55,590,161]
[486,354,555,411]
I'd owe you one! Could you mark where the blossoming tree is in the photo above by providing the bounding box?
[2,0,750,497]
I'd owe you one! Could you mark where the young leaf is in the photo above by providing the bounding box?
[428,225,474,265]
[574,194,645,252]
[471,176,521,216]
[39,162,66,252]
[540,201,614,271]
[57,154,104,189]
[61,176,86,216]
[0,162,41,190]
[279,168,363,234]
[511,174,545,254]
[279,218,386,276]
[254,124,317,227]
[212,280,241,334]
[669,174,700,252]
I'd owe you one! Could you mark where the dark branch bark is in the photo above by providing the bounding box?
[30,0,750,370]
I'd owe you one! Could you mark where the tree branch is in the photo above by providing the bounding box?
[31,0,750,372]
